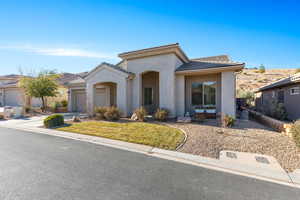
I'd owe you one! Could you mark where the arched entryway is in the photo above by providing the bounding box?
[94,82,117,107]
[141,71,159,114]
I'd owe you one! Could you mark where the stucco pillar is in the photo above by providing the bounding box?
[86,83,94,116]
[67,89,72,112]
[132,73,142,110]
[116,79,128,117]
[159,71,176,117]
[221,71,236,118]
[175,74,185,116]
[0,89,4,106]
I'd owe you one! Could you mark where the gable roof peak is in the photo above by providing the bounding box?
[118,43,189,63]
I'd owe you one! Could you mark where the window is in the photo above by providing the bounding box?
[290,87,300,95]
[272,91,276,98]
[144,88,153,105]
[192,81,216,107]
[277,90,284,103]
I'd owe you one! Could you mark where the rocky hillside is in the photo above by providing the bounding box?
[236,68,297,92]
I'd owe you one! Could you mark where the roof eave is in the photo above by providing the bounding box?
[175,64,244,75]
[118,43,189,63]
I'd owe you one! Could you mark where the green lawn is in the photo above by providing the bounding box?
[57,121,184,150]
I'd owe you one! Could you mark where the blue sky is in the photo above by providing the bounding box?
[0,0,299,75]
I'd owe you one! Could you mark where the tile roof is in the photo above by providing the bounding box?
[258,73,300,91]
[176,61,243,72]
[176,55,244,72]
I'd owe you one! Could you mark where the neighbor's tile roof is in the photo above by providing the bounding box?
[258,73,300,91]
[176,55,244,72]
[0,80,19,88]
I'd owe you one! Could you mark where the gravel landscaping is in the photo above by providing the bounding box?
[170,119,300,172]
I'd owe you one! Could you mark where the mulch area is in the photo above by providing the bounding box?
[169,119,300,172]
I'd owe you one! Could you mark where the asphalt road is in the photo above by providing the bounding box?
[0,127,299,200]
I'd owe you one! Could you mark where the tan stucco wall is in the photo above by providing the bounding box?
[184,73,221,114]
[127,53,182,117]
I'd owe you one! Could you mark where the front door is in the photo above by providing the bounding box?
[143,87,155,113]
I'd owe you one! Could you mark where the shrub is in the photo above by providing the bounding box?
[292,120,300,147]
[259,64,266,73]
[154,108,169,121]
[61,100,68,107]
[94,106,108,120]
[24,106,31,113]
[295,68,300,74]
[104,106,121,121]
[222,114,235,127]
[264,100,288,120]
[44,114,64,128]
[134,107,147,122]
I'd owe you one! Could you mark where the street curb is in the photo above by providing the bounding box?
[1,124,300,189]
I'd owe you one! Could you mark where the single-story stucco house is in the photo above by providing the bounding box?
[255,73,300,120]
[67,43,245,118]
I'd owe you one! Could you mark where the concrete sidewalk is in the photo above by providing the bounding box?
[0,115,300,188]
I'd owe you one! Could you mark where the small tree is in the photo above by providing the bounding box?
[19,70,59,112]
[237,89,255,106]
[259,64,266,73]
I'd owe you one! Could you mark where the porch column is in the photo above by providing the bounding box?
[159,71,176,117]
[221,71,236,118]
[116,79,128,117]
[175,74,185,116]
[131,73,142,110]
[0,89,4,106]
[86,83,94,116]
[67,88,72,112]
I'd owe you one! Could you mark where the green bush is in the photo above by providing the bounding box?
[24,106,31,113]
[264,100,288,120]
[154,108,169,121]
[104,106,121,121]
[134,107,147,121]
[292,120,300,147]
[44,114,64,128]
[61,100,68,107]
[95,106,108,120]
[222,114,235,127]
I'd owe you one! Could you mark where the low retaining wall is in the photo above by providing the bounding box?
[244,108,292,137]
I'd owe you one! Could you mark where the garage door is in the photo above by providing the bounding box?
[73,90,86,112]
[4,89,23,106]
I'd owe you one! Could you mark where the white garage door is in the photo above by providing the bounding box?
[31,98,43,107]
[4,89,23,106]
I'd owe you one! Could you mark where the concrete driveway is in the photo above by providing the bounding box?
[0,127,299,200]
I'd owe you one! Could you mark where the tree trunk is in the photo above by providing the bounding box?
[41,97,45,112]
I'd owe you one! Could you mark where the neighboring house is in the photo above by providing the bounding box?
[0,73,80,108]
[0,76,28,107]
[255,73,300,121]
[67,43,244,117]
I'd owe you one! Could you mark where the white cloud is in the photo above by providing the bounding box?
[0,44,117,59]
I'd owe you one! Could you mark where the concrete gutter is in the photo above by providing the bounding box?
[1,119,300,189]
